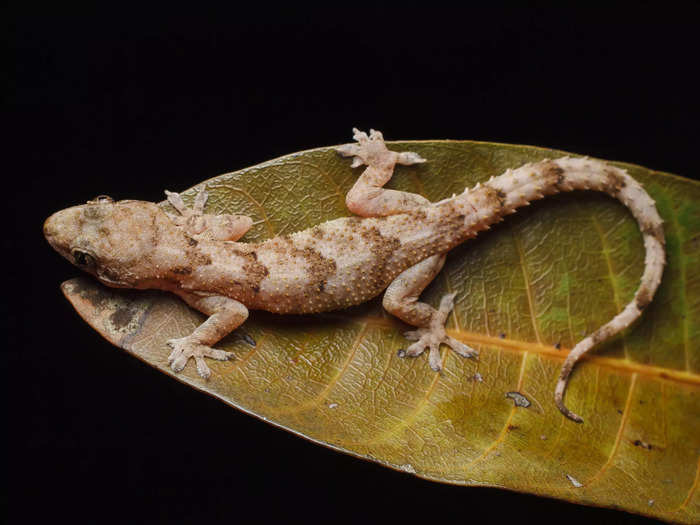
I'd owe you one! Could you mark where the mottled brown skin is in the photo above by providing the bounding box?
[44,128,666,422]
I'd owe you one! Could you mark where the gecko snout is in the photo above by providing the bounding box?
[43,207,83,257]
[43,212,59,244]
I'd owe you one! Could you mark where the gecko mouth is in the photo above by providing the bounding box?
[96,268,132,288]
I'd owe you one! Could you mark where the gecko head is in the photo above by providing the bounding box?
[44,196,171,288]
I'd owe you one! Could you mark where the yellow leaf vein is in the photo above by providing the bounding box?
[591,212,629,360]
[677,457,700,511]
[461,349,529,469]
[583,373,637,487]
[512,232,542,344]
[665,200,691,372]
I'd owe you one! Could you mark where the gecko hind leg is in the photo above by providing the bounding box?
[383,254,478,371]
[337,128,431,217]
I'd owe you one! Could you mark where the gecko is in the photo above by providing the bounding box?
[43,128,666,422]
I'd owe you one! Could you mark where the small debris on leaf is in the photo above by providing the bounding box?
[471,372,484,382]
[399,463,416,474]
[554,341,561,350]
[505,391,531,408]
[499,332,506,339]
[566,474,583,488]
[633,439,653,450]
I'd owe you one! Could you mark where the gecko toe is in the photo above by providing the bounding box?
[194,356,212,379]
[239,333,256,347]
[170,354,189,372]
[336,144,361,157]
[166,339,185,364]
[445,336,479,359]
[203,348,234,361]
[403,329,422,341]
[404,340,427,358]
[428,345,443,372]
[396,151,427,166]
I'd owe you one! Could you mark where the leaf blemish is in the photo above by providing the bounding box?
[109,306,139,331]
[505,391,531,408]
[633,439,653,450]
[566,474,583,488]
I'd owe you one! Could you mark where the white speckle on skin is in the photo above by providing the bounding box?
[328,402,338,409]
[399,463,416,474]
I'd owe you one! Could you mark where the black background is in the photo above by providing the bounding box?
[7,6,699,525]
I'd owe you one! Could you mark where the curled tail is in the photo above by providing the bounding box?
[483,157,666,422]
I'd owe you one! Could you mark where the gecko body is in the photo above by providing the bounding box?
[44,129,666,422]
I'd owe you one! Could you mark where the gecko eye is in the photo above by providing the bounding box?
[71,249,96,268]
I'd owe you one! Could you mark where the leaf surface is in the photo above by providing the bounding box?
[61,141,700,522]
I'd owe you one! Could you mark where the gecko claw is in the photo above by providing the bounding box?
[236,333,256,347]
[166,337,234,379]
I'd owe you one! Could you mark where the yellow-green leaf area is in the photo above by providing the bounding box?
[61,141,700,523]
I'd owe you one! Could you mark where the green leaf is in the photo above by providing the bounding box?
[61,141,700,522]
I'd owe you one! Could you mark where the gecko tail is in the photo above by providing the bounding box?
[485,157,666,422]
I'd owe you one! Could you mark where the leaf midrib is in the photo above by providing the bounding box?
[322,314,700,386]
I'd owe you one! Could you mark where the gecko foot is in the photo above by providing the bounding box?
[336,128,426,169]
[397,293,478,372]
[166,337,234,379]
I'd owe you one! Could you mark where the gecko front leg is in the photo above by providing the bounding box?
[165,187,253,241]
[338,128,477,371]
[166,294,250,379]
[337,128,430,216]
[383,255,478,371]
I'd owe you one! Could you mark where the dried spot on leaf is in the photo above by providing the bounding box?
[505,391,531,408]
[566,474,583,488]
[400,464,417,474]
[634,439,653,450]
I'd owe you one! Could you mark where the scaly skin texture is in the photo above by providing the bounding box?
[43,128,666,422]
